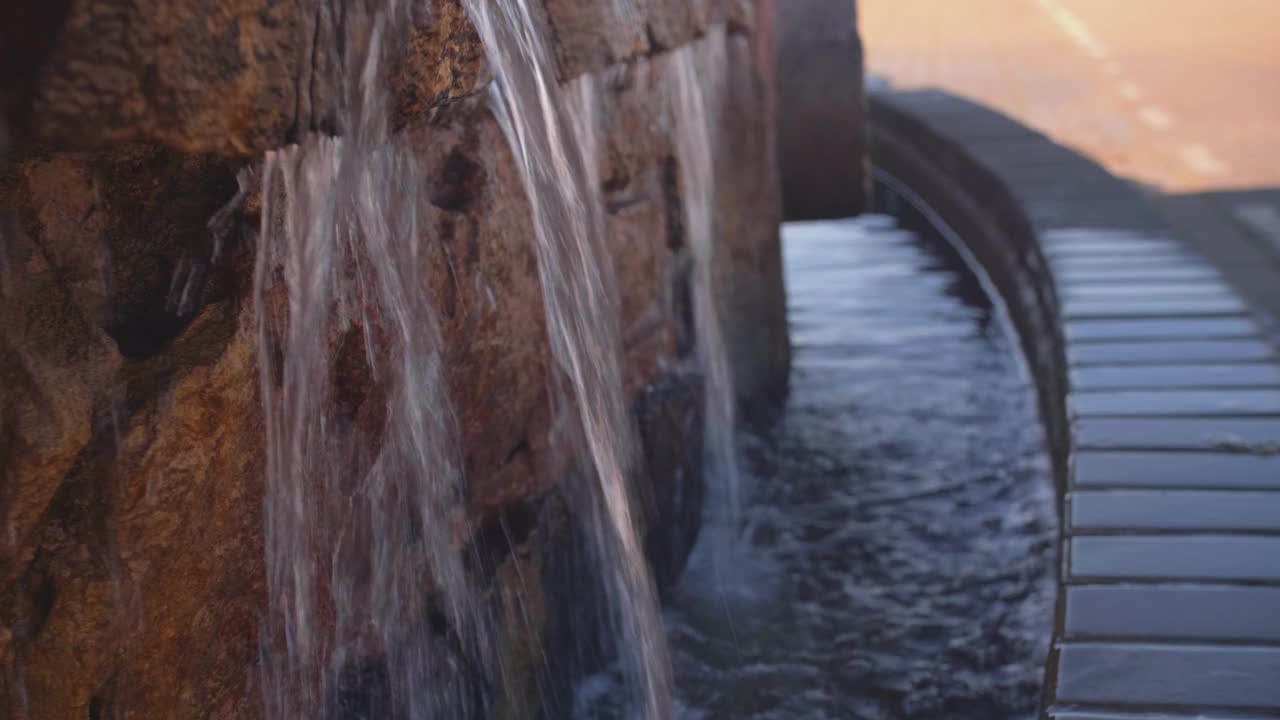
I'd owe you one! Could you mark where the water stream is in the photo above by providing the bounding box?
[668,28,744,553]
[463,0,674,717]
[254,2,494,717]
[249,2,1055,716]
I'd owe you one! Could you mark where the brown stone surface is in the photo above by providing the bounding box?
[0,5,785,716]
[1,0,753,158]
[1,0,486,157]
[14,304,267,719]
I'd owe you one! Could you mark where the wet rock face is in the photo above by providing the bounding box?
[0,0,487,156]
[0,2,785,717]
[0,0,750,157]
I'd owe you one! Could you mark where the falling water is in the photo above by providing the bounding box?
[463,0,674,717]
[667,28,743,544]
[254,2,494,717]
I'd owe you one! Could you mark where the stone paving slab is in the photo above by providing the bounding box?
[1049,707,1280,712]
[1154,192,1280,328]
[1056,266,1223,284]
[1071,363,1280,390]
[1050,253,1211,271]
[1071,389,1280,417]
[1056,642,1280,709]
[1070,535,1280,581]
[1065,317,1261,342]
[1075,416,1280,451]
[1064,585,1280,641]
[1070,489,1280,531]
[1073,451,1280,490]
[1062,297,1250,319]
[1074,416,1280,452]
[1062,282,1238,300]
[1068,339,1275,366]
[1042,237,1186,257]
[871,89,1280,719]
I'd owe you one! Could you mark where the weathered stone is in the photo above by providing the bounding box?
[12,302,266,719]
[775,0,869,219]
[635,374,705,593]
[0,0,488,157]
[0,216,123,590]
[0,3,786,717]
[543,0,649,78]
[1,0,753,158]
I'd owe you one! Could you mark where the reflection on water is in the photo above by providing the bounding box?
[666,214,1058,719]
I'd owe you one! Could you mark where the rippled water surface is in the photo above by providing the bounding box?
[662,214,1059,719]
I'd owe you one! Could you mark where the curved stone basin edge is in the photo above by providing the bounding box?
[868,88,1280,720]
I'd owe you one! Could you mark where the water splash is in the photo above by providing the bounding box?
[462,0,674,717]
[254,2,494,717]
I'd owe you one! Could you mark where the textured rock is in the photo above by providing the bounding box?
[0,0,753,157]
[775,0,869,219]
[0,1,786,717]
[0,0,486,156]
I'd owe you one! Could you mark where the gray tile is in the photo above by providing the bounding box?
[1064,584,1280,641]
[1049,711,1270,720]
[1071,390,1280,416]
[1070,340,1273,365]
[1070,489,1280,531]
[1056,642,1280,707]
[1051,255,1208,273]
[1063,296,1249,319]
[1070,535,1280,581]
[1057,266,1222,284]
[1062,281,1238,299]
[1073,451,1280,489]
[1070,338,1269,363]
[1042,228,1174,241]
[1042,239,1184,257]
[1066,317,1262,341]
[1075,416,1280,451]
[1072,363,1280,390]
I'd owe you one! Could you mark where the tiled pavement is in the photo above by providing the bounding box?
[871,90,1280,718]
[1153,190,1280,339]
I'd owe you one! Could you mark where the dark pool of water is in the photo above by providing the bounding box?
[575,212,1058,719]
[662,213,1058,719]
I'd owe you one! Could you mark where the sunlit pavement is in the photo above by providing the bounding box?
[862,0,1280,325]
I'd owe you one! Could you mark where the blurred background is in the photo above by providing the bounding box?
[861,0,1280,322]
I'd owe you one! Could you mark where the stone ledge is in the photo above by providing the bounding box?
[869,88,1280,719]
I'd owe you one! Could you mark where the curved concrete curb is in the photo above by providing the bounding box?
[870,89,1280,720]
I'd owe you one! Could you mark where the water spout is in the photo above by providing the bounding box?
[668,28,742,542]
[254,2,494,717]
[463,0,674,716]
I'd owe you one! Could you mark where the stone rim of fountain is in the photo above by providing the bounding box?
[868,88,1280,719]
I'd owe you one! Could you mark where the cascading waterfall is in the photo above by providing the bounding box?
[462,0,674,717]
[254,2,494,717]
[667,28,742,544]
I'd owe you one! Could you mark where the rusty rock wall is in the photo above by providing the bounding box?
[1,0,753,156]
[0,1,785,717]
